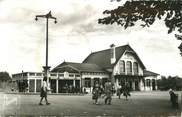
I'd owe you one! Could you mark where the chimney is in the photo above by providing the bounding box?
[110,44,116,64]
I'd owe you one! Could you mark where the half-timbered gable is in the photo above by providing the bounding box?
[114,46,145,76]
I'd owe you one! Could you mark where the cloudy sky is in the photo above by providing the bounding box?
[1,0,182,77]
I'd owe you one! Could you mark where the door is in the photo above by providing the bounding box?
[59,80,73,93]
[152,79,156,90]
[50,79,56,93]
[135,81,139,91]
[29,80,35,92]
[75,80,80,93]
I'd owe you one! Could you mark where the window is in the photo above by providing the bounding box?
[85,78,91,88]
[58,74,64,77]
[75,75,80,77]
[50,74,57,76]
[133,62,138,75]
[29,73,35,76]
[17,74,21,77]
[23,73,27,77]
[29,80,35,92]
[36,73,42,76]
[126,61,132,74]
[146,79,151,87]
[69,74,74,77]
[36,80,41,92]
[119,60,125,74]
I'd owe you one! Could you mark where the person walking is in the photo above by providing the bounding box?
[123,82,130,100]
[104,79,112,105]
[39,77,50,105]
[92,81,100,105]
[117,83,122,99]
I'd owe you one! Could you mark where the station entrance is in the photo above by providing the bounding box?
[50,79,80,93]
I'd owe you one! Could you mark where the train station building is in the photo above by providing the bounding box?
[12,44,159,93]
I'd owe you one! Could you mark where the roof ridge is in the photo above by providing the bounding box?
[91,44,128,54]
[65,62,99,65]
[64,61,81,64]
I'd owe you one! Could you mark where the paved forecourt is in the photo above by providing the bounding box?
[0,91,181,116]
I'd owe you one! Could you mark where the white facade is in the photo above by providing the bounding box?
[113,51,144,76]
[112,50,146,91]
[12,72,82,93]
[12,44,159,93]
[144,76,158,91]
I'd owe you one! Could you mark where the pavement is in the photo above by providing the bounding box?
[0,91,181,117]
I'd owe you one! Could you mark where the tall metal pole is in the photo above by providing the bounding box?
[46,17,49,75]
[35,11,57,85]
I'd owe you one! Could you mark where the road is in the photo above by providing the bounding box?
[0,91,181,116]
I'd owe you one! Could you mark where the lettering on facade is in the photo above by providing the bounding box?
[64,72,69,78]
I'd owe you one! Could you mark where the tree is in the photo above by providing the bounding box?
[157,75,182,91]
[98,0,182,52]
[0,72,11,81]
[0,72,11,89]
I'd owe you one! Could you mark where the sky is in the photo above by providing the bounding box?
[0,0,182,77]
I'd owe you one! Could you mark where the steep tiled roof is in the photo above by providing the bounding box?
[144,70,159,77]
[83,44,146,69]
[51,62,106,73]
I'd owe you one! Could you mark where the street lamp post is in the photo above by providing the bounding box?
[35,11,57,85]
